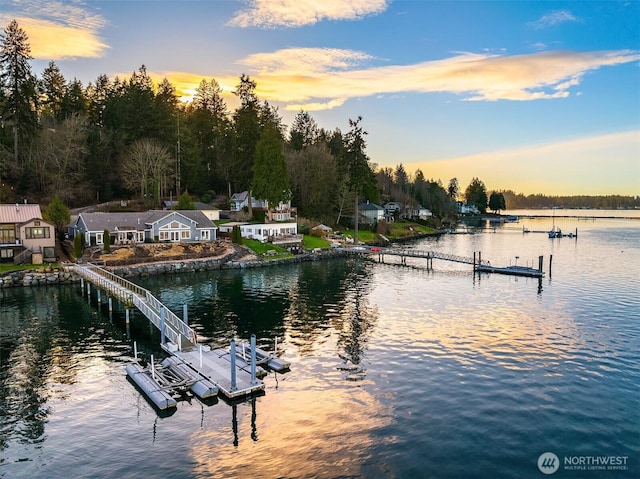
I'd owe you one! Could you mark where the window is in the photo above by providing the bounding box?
[25,227,51,239]
[159,231,169,241]
[0,248,14,258]
[96,232,103,245]
[0,225,15,243]
[201,230,210,240]
[137,232,145,242]
[181,230,190,239]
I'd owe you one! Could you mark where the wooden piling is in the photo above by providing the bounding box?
[549,255,553,277]
[538,255,543,273]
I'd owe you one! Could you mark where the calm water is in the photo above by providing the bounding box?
[1,211,639,478]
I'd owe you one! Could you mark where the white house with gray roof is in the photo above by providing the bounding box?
[70,210,217,246]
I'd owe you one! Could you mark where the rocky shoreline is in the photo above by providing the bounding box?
[0,248,347,288]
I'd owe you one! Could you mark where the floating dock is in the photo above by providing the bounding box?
[474,264,544,278]
[173,340,265,399]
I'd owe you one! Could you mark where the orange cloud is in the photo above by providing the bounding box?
[14,16,108,59]
[231,47,640,110]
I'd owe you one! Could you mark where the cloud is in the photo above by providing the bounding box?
[529,10,579,29]
[402,130,640,196]
[228,47,640,110]
[228,0,389,28]
[0,1,107,59]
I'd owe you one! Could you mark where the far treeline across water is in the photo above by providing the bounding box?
[501,191,640,210]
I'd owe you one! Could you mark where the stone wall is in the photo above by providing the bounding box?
[0,269,79,288]
[1,249,348,287]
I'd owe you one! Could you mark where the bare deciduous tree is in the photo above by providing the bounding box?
[121,138,173,205]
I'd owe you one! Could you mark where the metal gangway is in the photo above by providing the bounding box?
[71,263,197,351]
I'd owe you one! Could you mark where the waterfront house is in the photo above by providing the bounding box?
[359,201,385,224]
[70,210,217,246]
[0,203,56,264]
[456,202,480,215]
[239,222,301,245]
[409,205,433,220]
[229,191,294,221]
[229,191,268,212]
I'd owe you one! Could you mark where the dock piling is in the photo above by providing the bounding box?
[230,340,237,391]
[250,334,257,384]
[538,255,543,273]
[134,341,138,360]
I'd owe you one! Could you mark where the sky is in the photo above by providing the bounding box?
[0,0,639,196]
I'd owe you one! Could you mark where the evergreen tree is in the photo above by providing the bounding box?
[103,229,111,252]
[232,74,261,193]
[0,20,39,183]
[175,191,195,209]
[288,110,319,151]
[464,177,488,214]
[39,61,66,123]
[343,116,375,242]
[46,195,70,239]
[252,122,291,219]
[489,191,506,213]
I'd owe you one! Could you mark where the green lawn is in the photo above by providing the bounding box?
[387,221,435,239]
[242,239,293,259]
[302,235,330,249]
[0,263,61,273]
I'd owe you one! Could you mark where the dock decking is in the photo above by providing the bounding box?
[175,344,265,399]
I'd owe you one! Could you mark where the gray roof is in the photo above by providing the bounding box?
[76,210,216,232]
[359,202,384,211]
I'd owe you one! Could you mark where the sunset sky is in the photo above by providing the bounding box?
[0,0,638,196]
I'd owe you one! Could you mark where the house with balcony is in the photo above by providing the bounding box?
[70,210,217,246]
[0,203,56,264]
[229,191,295,221]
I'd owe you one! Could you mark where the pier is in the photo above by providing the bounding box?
[348,247,547,278]
[348,246,489,268]
[70,263,272,401]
